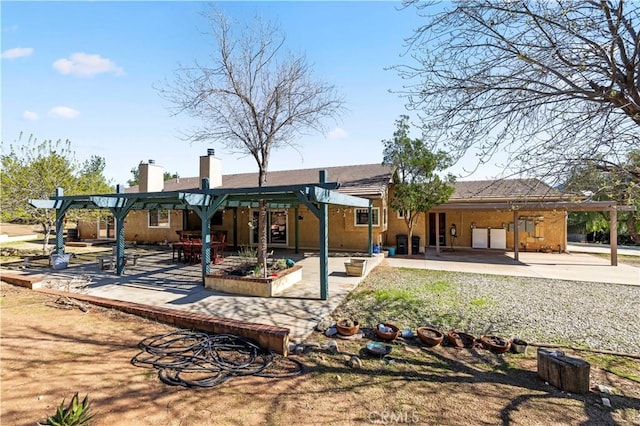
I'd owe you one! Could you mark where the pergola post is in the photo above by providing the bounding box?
[54,188,65,255]
[368,203,373,256]
[319,170,329,300]
[610,207,617,266]
[294,207,300,254]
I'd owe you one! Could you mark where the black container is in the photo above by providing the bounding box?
[411,235,421,255]
[396,234,408,255]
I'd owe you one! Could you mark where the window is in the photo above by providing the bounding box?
[397,210,411,219]
[354,208,380,227]
[148,209,170,228]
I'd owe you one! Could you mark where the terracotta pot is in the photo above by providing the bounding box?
[375,323,400,341]
[479,335,511,354]
[417,327,444,347]
[336,319,360,336]
[447,331,477,349]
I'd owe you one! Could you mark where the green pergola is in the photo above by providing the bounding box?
[30,171,373,300]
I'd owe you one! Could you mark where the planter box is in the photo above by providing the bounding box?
[344,259,367,277]
[205,265,303,297]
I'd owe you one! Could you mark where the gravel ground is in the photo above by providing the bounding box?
[336,267,640,355]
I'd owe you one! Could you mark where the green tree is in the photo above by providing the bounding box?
[1,134,113,253]
[158,7,344,265]
[398,0,639,186]
[564,150,640,244]
[383,115,456,246]
[127,167,179,187]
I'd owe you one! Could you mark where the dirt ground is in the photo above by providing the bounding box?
[1,282,639,426]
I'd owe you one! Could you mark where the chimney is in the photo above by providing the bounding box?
[199,149,222,188]
[138,160,164,193]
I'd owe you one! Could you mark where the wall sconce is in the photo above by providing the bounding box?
[502,222,506,229]
[470,222,476,229]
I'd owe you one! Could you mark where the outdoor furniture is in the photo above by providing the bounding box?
[97,254,139,270]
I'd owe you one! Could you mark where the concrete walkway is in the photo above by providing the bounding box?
[386,249,639,286]
[2,246,638,345]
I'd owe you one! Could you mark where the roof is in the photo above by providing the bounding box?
[450,179,575,202]
[127,163,395,198]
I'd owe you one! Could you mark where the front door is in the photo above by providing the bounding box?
[428,212,446,246]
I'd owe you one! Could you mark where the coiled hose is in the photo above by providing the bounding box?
[131,330,303,388]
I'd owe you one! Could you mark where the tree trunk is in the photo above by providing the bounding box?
[627,214,640,245]
[41,222,52,255]
[257,166,268,268]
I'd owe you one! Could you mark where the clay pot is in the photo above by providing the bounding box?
[336,319,360,336]
[479,335,511,354]
[447,331,477,349]
[375,323,400,341]
[417,327,444,347]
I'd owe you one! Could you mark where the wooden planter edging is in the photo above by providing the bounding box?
[205,264,303,297]
[35,288,290,355]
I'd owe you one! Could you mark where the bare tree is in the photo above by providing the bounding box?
[397,0,640,187]
[159,7,344,265]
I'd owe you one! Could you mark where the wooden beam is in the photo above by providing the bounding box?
[513,209,519,262]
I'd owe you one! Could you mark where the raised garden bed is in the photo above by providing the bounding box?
[205,264,303,297]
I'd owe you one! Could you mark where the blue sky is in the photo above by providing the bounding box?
[2,1,495,187]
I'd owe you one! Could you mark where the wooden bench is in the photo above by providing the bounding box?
[97,254,139,270]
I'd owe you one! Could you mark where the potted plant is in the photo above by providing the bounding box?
[336,318,360,336]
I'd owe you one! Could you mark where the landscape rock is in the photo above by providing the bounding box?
[324,327,338,337]
[348,356,363,369]
[324,340,338,354]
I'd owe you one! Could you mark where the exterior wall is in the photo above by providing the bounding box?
[433,209,567,252]
[124,210,184,243]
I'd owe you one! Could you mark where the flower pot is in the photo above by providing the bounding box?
[336,319,360,336]
[417,327,444,347]
[510,338,528,354]
[375,323,400,341]
[447,331,477,349]
[479,335,511,354]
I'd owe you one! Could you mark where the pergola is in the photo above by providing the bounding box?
[30,171,373,300]
[430,200,636,266]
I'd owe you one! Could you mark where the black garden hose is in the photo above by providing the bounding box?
[131,330,303,388]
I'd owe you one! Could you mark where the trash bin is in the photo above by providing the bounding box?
[66,228,79,242]
[388,247,396,257]
[411,236,421,255]
[396,234,408,255]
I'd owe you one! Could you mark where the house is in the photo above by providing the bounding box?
[77,151,583,255]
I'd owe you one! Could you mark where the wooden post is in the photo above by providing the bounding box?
[513,209,519,262]
[435,212,440,256]
[610,207,618,266]
[537,348,590,394]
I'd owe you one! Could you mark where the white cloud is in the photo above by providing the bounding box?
[327,127,348,140]
[48,106,80,119]
[1,47,34,60]
[22,110,40,121]
[52,52,125,77]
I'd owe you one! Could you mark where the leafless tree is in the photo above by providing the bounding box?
[159,7,344,264]
[397,0,640,187]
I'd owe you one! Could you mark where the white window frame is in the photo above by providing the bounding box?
[397,210,411,220]
[148,209,170,228]
[354,207,380,227]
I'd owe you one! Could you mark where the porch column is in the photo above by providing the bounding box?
[513,209,519,262]
[368,203,373,256]
[610,207,617,266]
